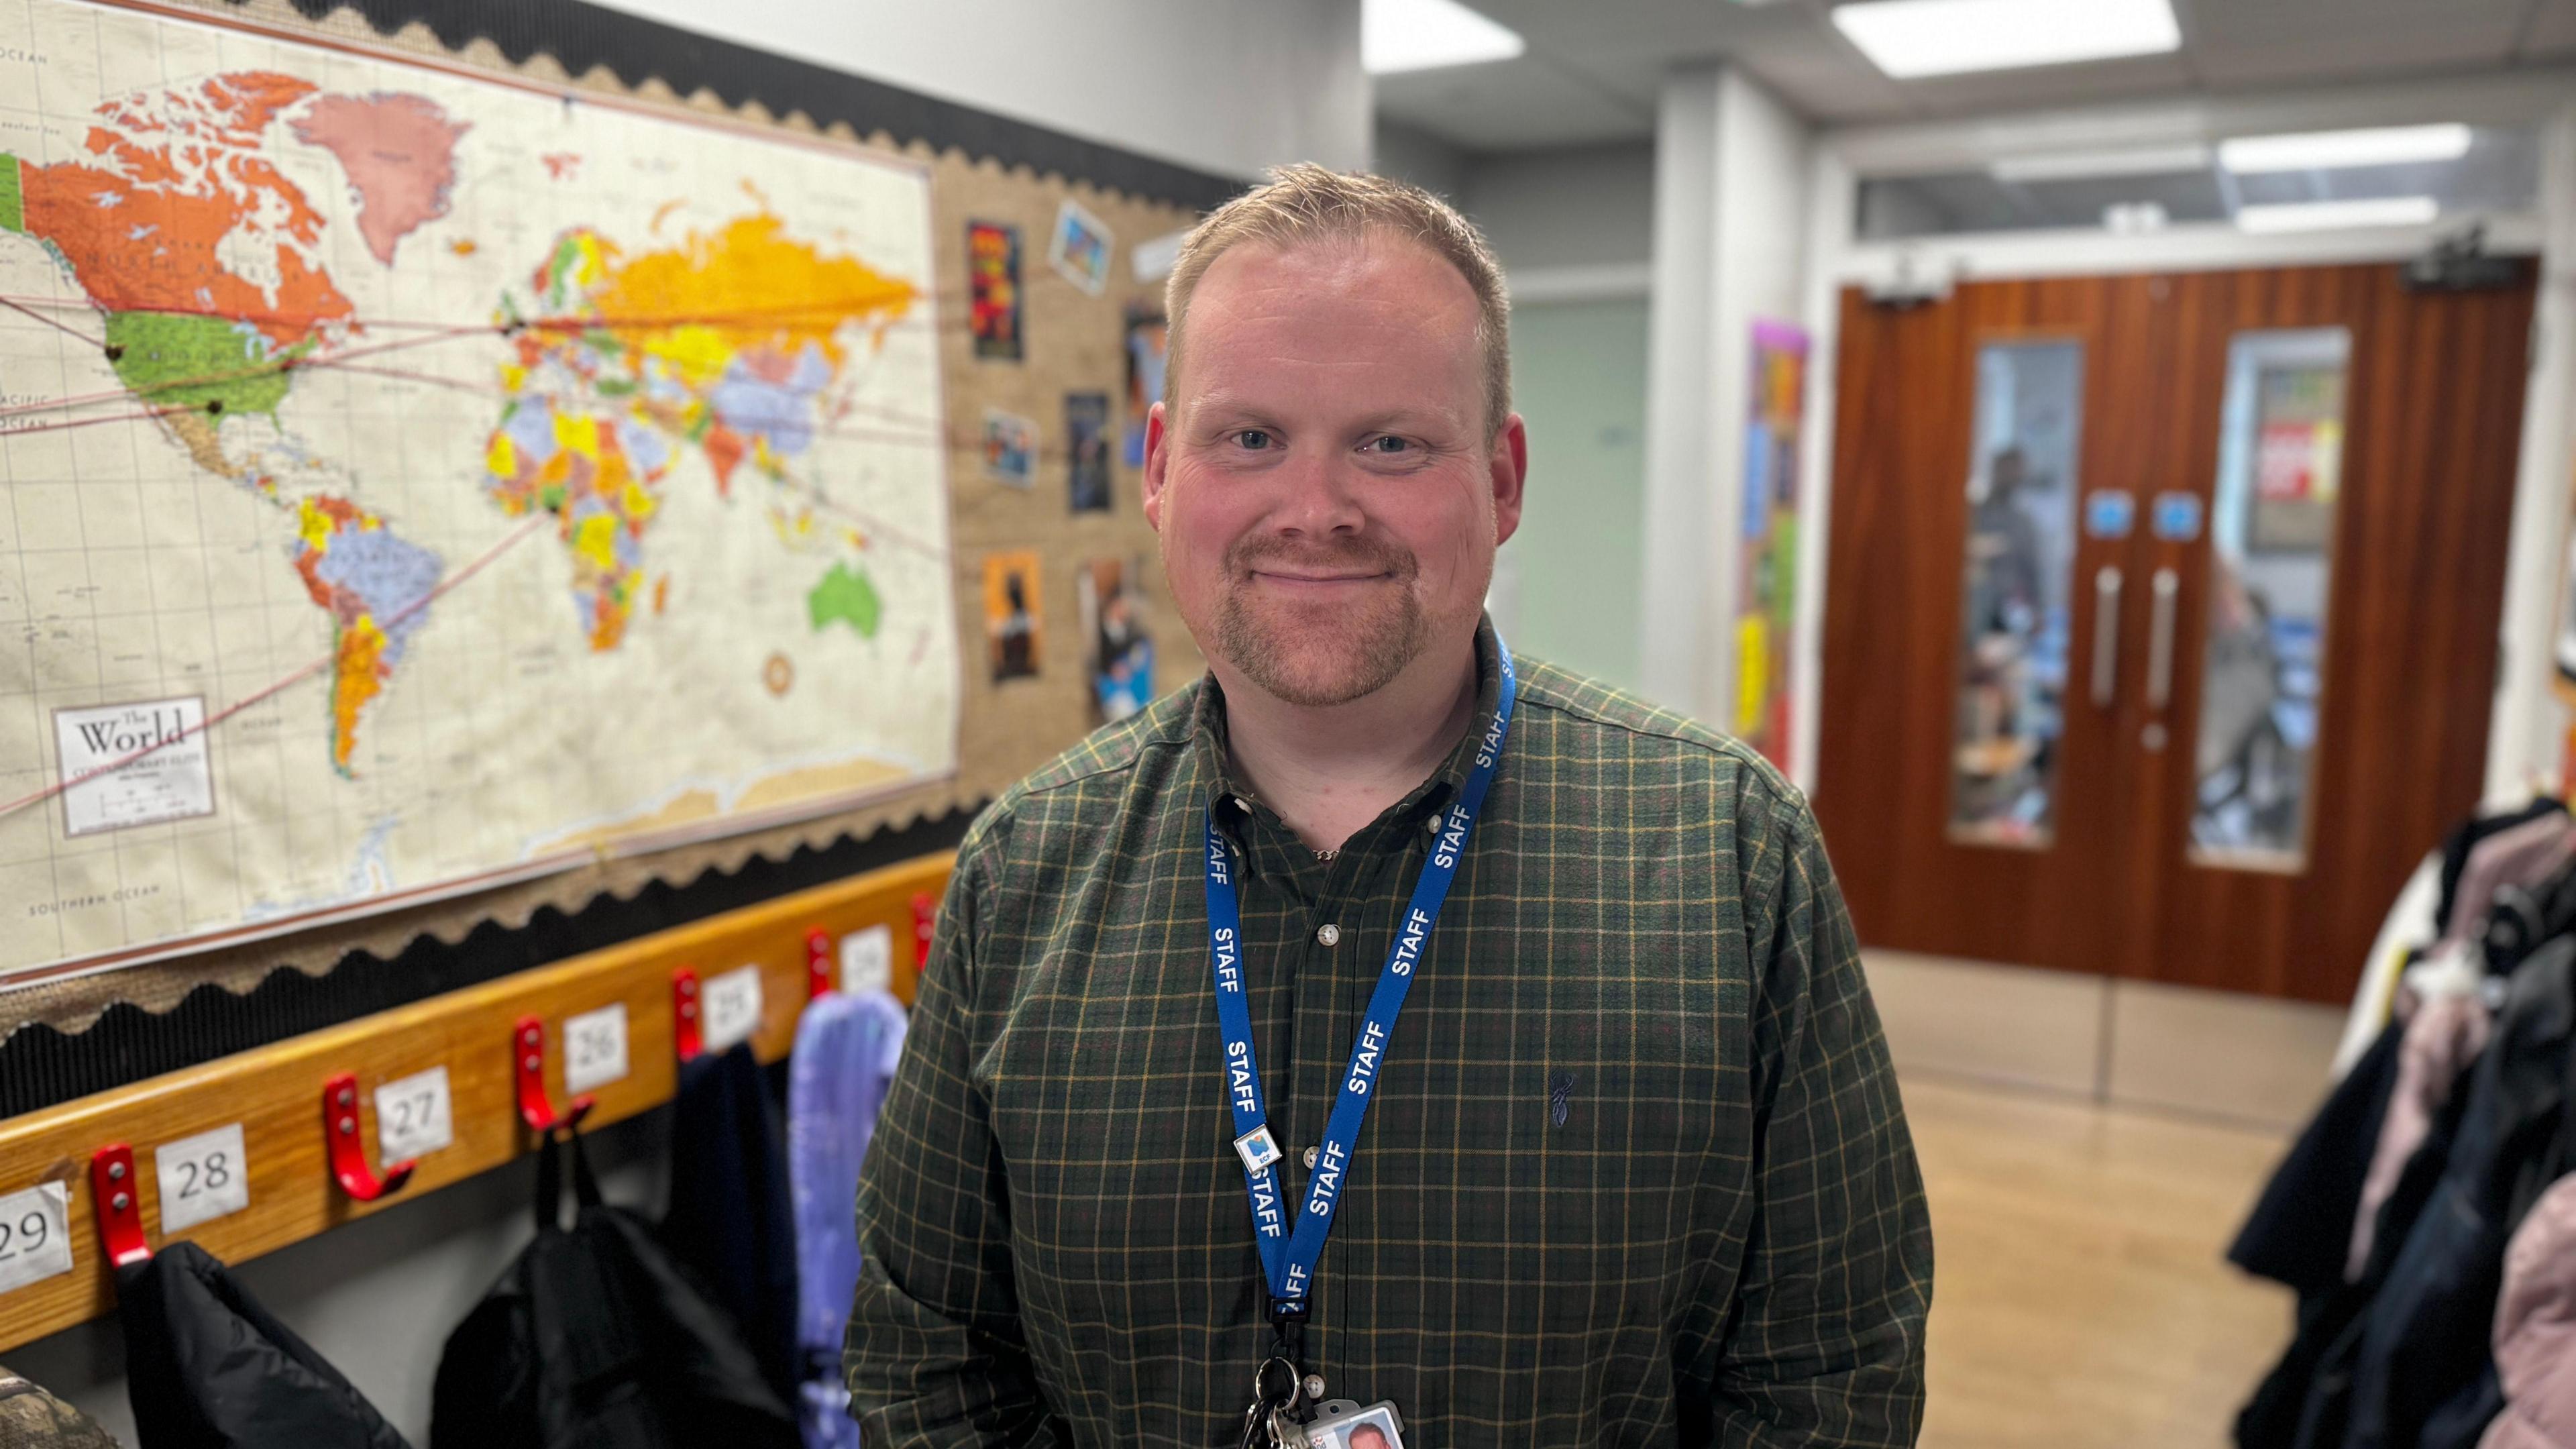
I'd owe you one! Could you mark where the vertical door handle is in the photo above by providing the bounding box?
[2091,566,2123,707]
[2146,567,2180,711]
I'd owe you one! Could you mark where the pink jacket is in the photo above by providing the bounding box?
[2481,1174,2576,1449]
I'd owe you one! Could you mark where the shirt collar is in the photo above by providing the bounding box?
[1192,614,1505,836]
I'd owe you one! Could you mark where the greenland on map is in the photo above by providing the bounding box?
[0,0,961,978]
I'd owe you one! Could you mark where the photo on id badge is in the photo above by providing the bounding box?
[1305,1401,1405,1449]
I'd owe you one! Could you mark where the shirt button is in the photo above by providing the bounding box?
[1316,923,1340,947]
[1303,1145,1320,1170]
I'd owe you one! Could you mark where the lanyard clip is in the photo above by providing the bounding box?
[1267,1295,1308,1368]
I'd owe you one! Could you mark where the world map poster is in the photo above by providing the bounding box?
[0,0,961,979]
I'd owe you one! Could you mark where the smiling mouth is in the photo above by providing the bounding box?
[1250,570,1390,586]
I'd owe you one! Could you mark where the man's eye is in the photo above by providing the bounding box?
[1232,429,1275,450]
[1364,435,1413,455]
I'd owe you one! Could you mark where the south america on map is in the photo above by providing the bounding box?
[0,0,959,976]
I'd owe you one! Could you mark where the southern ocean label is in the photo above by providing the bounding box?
[53,697,215,837]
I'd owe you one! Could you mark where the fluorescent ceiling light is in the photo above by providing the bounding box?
[1990,143,2211,184]
[2235,196,2439,233]
[2218,124,2473,174]
[1831,0,2180,78]
[1363,0,1525,75]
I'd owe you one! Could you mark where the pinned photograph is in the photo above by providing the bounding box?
[1122,306,1167,468]
[1065,391,1112,513]
[983,407,1036,488]
[983,551,1042,683]
[1047,197,1114,297]
[1078,556,1155,723]
[967,221,1022,360]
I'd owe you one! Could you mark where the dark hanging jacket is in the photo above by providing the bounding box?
[115,1240,411,1449]
[659,1043,799,1411]
[2342,936,2576,1449]
[430,1127,798,1449]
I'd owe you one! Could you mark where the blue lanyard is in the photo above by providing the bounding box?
[1203,643,1517,1320]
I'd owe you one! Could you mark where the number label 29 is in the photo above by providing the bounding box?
[0,1184,72,1294]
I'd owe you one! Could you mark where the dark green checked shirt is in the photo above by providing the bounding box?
[847,621,1931,1446]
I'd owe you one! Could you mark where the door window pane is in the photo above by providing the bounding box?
[2192,327,2349,868]
[1950,340,2083,846]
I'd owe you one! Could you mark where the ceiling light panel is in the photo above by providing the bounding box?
[2218,125,2474,174]
[1363,0,1525,76]
[1831,0,2180,78]
[1989,144,2212,184]
[2235,196,2441,233]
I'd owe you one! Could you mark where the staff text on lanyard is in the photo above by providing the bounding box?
[1204,641,1517,1323]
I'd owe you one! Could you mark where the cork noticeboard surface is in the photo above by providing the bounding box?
[4,0,1212,1034]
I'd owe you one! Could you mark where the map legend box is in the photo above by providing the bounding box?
[52,697,215,837]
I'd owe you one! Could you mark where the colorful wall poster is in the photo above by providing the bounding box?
[1078,556,1157,724]
[1067,391,1113,513]
[984,551,1043,682]
[983,408,1036,487]
[1123,306,1169,468]
[1736,321,1809,770]
[1048,198,1114,296]
[967,220,1023,360]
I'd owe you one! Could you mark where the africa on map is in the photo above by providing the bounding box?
[0,0,960,977]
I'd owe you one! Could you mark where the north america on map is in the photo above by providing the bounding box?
[0,0,959,975]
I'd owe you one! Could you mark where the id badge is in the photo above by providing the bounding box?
[1302,1399,1405,1449]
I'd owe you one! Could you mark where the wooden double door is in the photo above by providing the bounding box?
[1814,261,2536,1004]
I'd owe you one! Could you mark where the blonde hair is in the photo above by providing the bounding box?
[1163,162,1511,435]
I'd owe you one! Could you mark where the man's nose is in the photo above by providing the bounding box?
[1273,445,1365,537]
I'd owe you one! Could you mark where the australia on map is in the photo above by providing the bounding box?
[0,0,960,977]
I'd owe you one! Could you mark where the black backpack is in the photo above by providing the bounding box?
[429,1126,797,1449]
[117,1241,410,1449]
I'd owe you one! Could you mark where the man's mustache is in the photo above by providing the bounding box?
[1224,538,1417,580]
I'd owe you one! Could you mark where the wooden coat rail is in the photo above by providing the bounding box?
[0,852,951,1355]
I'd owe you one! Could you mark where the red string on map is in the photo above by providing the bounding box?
[0,296,962,559]
[0,516,551,824]
[0,294,107,347]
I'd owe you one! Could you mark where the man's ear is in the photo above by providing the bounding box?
[1489,411,1528,547]
[1142,401,1171,532]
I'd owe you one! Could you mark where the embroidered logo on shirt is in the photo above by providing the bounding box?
[1548,1071,1576,1128]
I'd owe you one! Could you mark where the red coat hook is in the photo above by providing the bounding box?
[514,1016,594,1134]
[323,1073,416,1201]
[674,967,702,1063]
[912,892,938,972]
[806,927,835,1002]
[90,1144,150,1268]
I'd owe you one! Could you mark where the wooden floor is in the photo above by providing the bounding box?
[1905,1071,2298,1448]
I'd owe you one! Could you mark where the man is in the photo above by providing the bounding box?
[847,165,1931,1446]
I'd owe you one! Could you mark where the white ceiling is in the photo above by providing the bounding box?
[1373,0,2576,152]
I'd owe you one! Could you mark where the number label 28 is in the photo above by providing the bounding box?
[155,1123,250,1232]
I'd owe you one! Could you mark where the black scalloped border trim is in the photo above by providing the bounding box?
[0,808,974,1117]
[239,0,1246,212]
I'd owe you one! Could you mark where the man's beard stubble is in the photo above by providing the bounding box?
[1205,534,1428,708]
